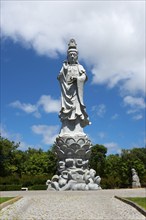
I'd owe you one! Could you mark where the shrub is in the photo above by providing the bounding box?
[101,176,121,189]
[141,174,146,187]
[20,174,51,186]
[20,175,34,187]
[0,175,21,185]
[28,185,47,190]
[0,185,22,191]
[31,175,50,185]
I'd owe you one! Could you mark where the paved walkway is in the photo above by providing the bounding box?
[0,188,145,220]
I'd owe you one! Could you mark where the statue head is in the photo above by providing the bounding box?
[89,169,96,179]
[67,39,78,64]
[131,168,137,175]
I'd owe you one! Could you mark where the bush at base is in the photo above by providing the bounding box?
[28,185,47,190]
[0,184,47,191]
[0,185,22,191]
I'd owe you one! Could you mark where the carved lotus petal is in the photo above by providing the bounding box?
[60,144,67,152]
[55,149,65,160]
[81,144,90,151]
[57,139,64,146]
[55,145,60,151]
[87,140,92,145]
[85,150,91,159]
[77,138,85,145]
[70,143,80,151]
[76,149,86,159]
[65,138,75,145]
[65,148,75,158]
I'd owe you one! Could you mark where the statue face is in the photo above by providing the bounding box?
[67,51,78,64]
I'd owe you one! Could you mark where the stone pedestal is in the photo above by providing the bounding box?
[46,135,101,190]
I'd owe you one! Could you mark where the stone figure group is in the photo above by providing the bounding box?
[46,168,101,191]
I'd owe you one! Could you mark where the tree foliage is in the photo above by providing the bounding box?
[0,136,20,176]
[89,144,107,176]
[0,136,57,186]
[0,136,145,189]
[89,144,146,188]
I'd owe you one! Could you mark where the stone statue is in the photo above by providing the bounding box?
[58,39,90,136]
[46,39,101,191]
[131,168,141,188]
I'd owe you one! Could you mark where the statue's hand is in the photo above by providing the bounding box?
[71,76,77,80]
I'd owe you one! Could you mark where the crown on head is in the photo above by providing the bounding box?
[68,39,78,53]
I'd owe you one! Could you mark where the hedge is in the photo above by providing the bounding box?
[28,185,47,190]
[0,185,22,191]
[0,184,48,191]
[0,174,50,187]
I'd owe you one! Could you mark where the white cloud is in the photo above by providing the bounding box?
[0,124,9,139]
[32,124,59,145]
[111,113,119,120]
[132,114,143,121]
[97,132,106,139]
[0,124,31,151]
[1,1,145,95]
[91,104,106,118]
[0,123,21,141]
[123,95,145,120]
[127,109,138,115]
[104,142,121,154]
[104,142,118,149]
[123,96,146,109]
[10,94,60,117]
[38,95,60,113]
[117,148,122,155]
[97,104,106,117]
[10,100,38,113]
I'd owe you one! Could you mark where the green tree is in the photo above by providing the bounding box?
[103,154,122,188]
[23,147,57,176]
[1,135,145,189]
[120,148,146,187]
[47,149,57,175]
[0,136,20,176]
[89,144,107,177]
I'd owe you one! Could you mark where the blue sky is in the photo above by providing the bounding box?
[1,1,145,154]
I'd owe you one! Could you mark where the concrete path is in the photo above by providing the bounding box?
[0,188,145,220]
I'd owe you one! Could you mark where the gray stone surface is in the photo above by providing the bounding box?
[58,39,90,136]
[0,189,145,219]
[132,168,141,188]
[47,39,101,190]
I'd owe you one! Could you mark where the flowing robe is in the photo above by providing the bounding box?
[58,62,90,130]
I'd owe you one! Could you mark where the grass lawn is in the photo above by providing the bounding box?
[0,197,14,204]
[126,197,146,210]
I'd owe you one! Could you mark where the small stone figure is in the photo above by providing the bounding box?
[131,168,141,188]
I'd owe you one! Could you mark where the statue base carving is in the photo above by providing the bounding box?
[46,135,102,190]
